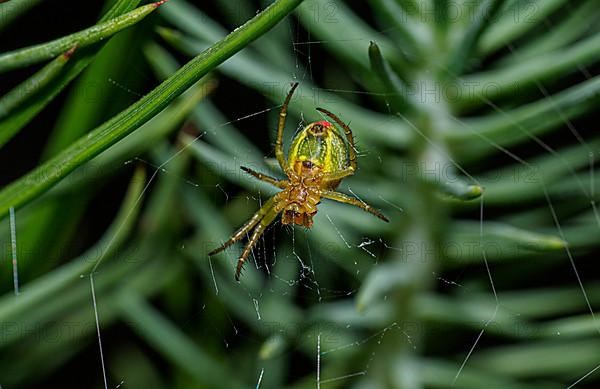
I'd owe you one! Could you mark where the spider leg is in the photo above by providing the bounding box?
[322,190,389,222]
[208,197,276,256]
[235,206,281,280]
[315,107,357,171]
[276,82,299,174]
[240,166,287,189]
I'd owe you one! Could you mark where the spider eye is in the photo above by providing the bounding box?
[302,160,314,168]
[310,124,324,136]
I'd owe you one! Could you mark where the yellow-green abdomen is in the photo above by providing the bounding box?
[287,121,349,175]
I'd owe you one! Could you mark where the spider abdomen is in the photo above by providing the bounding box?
[288,121,350,176]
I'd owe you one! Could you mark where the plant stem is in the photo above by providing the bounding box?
[0,2,163,73]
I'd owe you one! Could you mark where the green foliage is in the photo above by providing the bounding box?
[0,3,161,73]
[0,0,599,387]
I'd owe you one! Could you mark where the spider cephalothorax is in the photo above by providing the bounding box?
[209,82,389,280]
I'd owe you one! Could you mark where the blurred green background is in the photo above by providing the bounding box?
[0,0,599,387]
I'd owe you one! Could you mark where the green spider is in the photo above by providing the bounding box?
[209,82,389,280]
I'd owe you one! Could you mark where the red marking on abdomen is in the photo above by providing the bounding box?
[317,120,332,128]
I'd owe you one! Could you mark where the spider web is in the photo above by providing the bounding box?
[78,3,600,388]
[4,1,600,388]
